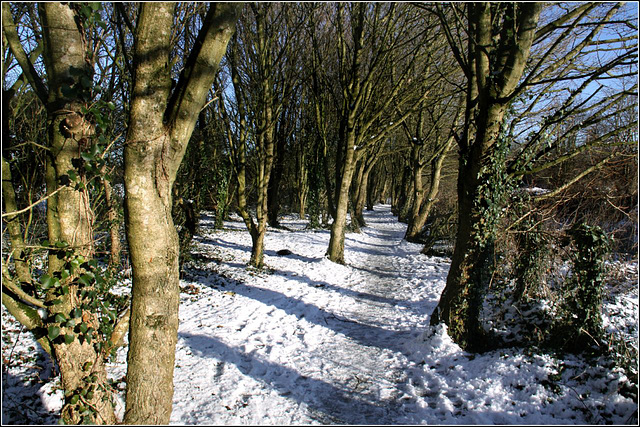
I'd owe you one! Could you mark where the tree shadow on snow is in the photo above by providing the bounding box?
[1,359,58,424]
[194,236,321,264]
[179,331,406,424]
[264,249,319,264]
[201,275,420,357]
[184,252,425,312]
[273,266,419,309]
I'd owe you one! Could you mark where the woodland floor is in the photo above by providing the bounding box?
[2,205,638,424]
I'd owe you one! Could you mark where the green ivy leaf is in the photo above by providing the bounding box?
[91,143,102,158]
[64,334,75,344]
[69,258,81,273]
[78,322,89,334]
[40,274,54,289]
[94,273,105,286]
[80,5,93,19]
[48,326,61,340]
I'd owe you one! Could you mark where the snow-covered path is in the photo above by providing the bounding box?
[2,205,637,425]
[150,205,634,425]
[166,205,450,424]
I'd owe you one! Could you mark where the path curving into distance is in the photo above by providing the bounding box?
[163,205,450,424]
[6,205,636,424]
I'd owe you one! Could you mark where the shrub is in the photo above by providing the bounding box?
[549,223,610,353]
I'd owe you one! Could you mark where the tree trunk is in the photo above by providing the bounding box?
[322,138,337,220]
[250,227,266,268]
[267,133,287,227]
[2,154,49,356]
[353,153,379,227]
[2,156,31,285]
[405,136,454,242]
[404,144,425,239]
[122,7,177,420]
[350,159,366,229]
[103,174,121,269]
[123,3,237,423]
[430,3,542,352]
[36,3,117,423]
[327,131,358,263]
[397,161,414,223]
[429,152,489,348]
[353,169,370,227]
[296,144,308,219]
[366,166,378,211]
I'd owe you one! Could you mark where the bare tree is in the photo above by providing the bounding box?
[429,2,637,351]
[317,3,435,263]
[122,3,237,422]
[219,3,301,267]
[402,82,463,242]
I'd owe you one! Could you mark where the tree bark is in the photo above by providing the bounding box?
[2,156,31,285]
[123,3,237,423]
[103,172,121,269]
[397,161,414,223]
[430,3,542,352]
[28,3,117,423]
[352,150,380,228]
[267,133,287,227]
[296,143,308,219]
[405,135,455,242]
[327,129,358,263]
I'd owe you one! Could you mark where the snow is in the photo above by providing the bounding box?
[2,205,638,425]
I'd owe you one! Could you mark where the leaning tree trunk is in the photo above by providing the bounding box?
[353,153,379,228]
[405,136,454,242]
[430,2,542,352]
[2,156,52,357]
[26,3,116,423]
[123,3,237,423]
[322,138,337,221]
[327,129,358,264]
[350,159,366,229]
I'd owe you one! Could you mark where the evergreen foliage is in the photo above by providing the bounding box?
[550,223,610,353]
